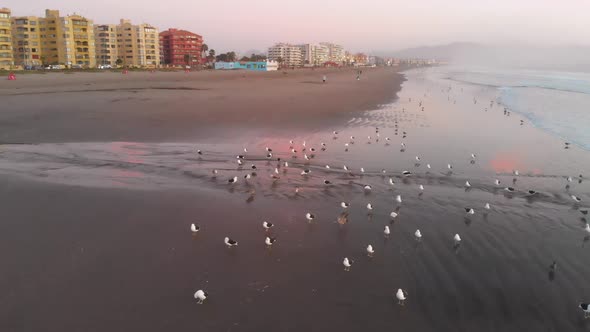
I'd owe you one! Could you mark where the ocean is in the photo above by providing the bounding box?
[434,66,590,150]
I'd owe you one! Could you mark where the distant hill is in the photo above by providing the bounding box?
[382,42,590,71]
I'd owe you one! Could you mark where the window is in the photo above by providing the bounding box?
[30,21,37,25]
[0,13,9,19]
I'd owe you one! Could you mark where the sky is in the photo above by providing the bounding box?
[4,0,590,54]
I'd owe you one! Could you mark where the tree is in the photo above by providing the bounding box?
[201,43,208,59]
[277,57,284,68]
[227,51,236,62]
[116,58,123,67]
[239,56,250,62]
[208,49,216,62]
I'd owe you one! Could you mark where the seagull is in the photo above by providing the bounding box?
[567,176,573,182]
[527,190,537,195]
[343,257,353,271]
[454,234,461,244]
[197,149,202,155]
[306,213,315,221]
[243,147,248,153]
[401,142,406,148]
[265,236,276,247]
[494,179,501,186]
[471,153,477,159]
[504,187,515,192]
[366,245,375,257]
[513,170,519,176]
[237,159,244,166]
[364,185,372,191]
[323,179,332,185]
[263,221,274,230]
[402,171,412,176]
[274,168,280,174]
[341,202,350,209]
[395,195,402,203]
[415,229,422,241]
[295,187,300,194]
[228,176,238,184]
[448,164,453,170]
[585,223,590,234]
[572,195,582,202]
[465,181,471,188]
[427,164,431,169]
[224,237,238,247]
[304,154,310,161]
[396,289,407,305]
[390,211,398,219]
[389,178,395,186]
[343,165,349,171]
[484,203,491,210]
[366,203,373,211]
[266,147,272,152]
[212,169,218,176]
[580,303,590,318]
[384,226,391,236]
[194,290,208,304]
[419,184,424,191]
[266,153,273,159]
[325,165,331,169]
[360,167,365,174]
[244,173,251,179]
[250,164,257,170]
[190,223,200,233]
[301,169,311,175]
[465,208,475,215]
[415,156,421,162]
[333,131,339,136]
[581,210,588,215]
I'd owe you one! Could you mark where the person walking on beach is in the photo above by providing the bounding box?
[323,75,327,83]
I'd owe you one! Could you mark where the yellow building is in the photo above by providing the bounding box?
[11,16,42,67]
[0,8,13,70]
[40,10,96,68]
[94,24,117,67]
[116,19,159,68]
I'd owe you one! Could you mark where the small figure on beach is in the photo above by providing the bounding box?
[322,75,327,83]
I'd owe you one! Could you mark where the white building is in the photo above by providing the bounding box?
[267,43,302,67]
[320,42,345,63]
[298,43,329,66]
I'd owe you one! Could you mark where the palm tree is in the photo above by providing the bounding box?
[201,43,208,60]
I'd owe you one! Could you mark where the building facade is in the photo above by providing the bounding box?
[267,43,302,67]
[0,8,13,69]
[38,10,96,68]
[297,43,329,66]
[214,60,278,71]
[116,19,159,68]
[94,24,117,67]
[11,16,42,67]
[159,28,202,67]
[320,42,345,64]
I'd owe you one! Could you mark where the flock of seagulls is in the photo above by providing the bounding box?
[190,86,588,319]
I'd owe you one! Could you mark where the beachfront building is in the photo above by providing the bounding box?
[298,43,329,66]
[0,8,13,69]
[267,43,302,67]
[320,42,345,64]
[11,16,43,68]
[116,19,160,68]
[159,28,203,67]
[94,24,118,67]
[214,60,278,71]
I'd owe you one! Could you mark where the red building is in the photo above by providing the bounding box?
[159,28,203,67]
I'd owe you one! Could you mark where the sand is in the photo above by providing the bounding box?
[0,67,404,143]
[1,65,590,332]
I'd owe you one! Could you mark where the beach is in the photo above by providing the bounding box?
[1,66,589,332]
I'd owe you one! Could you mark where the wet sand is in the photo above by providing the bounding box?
[1,66,590,332]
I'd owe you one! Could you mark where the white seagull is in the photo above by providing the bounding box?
[396,195,402,203]
[454,234,461,244]
[402,171,412,176]
[465,208,475,215]
[390,211,399,219]
[366,245,375,257]
[384,226,391,236]
[194,290,208,304]
[366,203,373,211]
[224,237,238,247]
[494,179,501,186]
[306,213,315,221]
[572,195,582,202]
[265,236,276,247]
[343,257,353,271]
[415,229,422,240]
[190,223,200,233]
[389,178,396,186]
[364,185,372,191]
[484,203,491,210]
[465,181,471,188]
[419,184,425,191]
[585,223,590,234]
[580,303,590,318]
[341,202,350,209]
[263,221,274,230]
[396,289,407,305]
[427,164,432,169]
[228,176,238,184]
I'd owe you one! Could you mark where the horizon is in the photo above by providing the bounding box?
[4,0,590,55]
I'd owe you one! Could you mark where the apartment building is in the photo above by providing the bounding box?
[267,43,302,67]
[298,43,329,66]
[320,42,345,63]
[11,16,42,67]
[116,19,160,68]
[94,24,117,67]
[0,8,13,69]
[159,28,202,67]
[38,10,95,68]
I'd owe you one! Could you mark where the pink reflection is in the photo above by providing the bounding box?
[489,152,525,174]
[107,142,147,179]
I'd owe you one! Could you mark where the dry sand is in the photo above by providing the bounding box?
[0,67,404,143]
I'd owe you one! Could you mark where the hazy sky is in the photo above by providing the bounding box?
[4,0,590,54]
